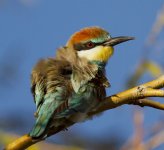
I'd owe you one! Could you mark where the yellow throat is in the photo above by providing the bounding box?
[77,45,114,62]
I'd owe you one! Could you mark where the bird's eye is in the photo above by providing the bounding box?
[86,42,95,48]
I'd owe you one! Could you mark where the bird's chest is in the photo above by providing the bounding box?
[70,83,105,112]
[68,84,102,122]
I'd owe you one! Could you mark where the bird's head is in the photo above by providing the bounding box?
[66,26,134,62]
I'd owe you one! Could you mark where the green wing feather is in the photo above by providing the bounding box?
[30,87,66,138]
[30,58,72,138]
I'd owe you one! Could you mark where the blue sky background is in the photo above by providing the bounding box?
[0,0,164,149]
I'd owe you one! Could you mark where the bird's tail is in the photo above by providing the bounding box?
[29,111,52,139]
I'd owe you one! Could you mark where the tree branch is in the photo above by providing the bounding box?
[4,75,164,150]
[88,75,164,115]
[4,135,37,150]
[129,98,164,110]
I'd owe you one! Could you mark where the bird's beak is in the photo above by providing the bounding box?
[103,36,134,46]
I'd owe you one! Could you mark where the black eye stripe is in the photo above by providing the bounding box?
[74,43,86,51]
[74,41,104,51]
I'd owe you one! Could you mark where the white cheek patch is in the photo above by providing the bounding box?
[77,46,103,61]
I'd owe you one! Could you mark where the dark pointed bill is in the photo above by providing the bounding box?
[103,36,134,46]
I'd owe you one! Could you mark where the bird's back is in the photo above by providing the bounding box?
[31,58,73,98]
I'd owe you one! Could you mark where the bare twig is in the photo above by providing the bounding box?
[89,75,164,116]
[129,98,164,110]
[4,135,37,150]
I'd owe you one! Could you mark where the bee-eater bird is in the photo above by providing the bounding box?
[29,26,134,139]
